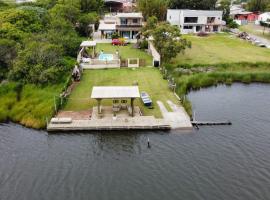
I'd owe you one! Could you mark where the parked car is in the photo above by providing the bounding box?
[112,38,127,46]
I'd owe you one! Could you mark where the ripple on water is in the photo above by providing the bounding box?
[1,84,270,200]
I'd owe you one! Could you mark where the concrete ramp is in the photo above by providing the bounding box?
[157,100,192,130]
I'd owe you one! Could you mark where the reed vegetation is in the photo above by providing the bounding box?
[0,82,63,129]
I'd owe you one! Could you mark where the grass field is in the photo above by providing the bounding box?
[173,33,270,65]
[64,67,178,118]
[239,23,270,41]
[96,44,153,66]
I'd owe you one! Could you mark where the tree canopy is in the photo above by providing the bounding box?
[247,0,270,12]
[0,0,101,84]
[168,0,218,10]
[137,0,168,21]
[144,22,191,64]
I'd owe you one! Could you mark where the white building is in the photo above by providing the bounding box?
[98,12,143,39]
[258,12,270,22]
[167,9,223,34]
[16,0,36,3]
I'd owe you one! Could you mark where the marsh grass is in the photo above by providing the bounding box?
[0,83,64,129]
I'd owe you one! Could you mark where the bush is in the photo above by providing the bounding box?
[138,40,148,49]
[112,32,120,39]
[197,31,209,37]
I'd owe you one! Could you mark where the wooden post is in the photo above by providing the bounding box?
[54,96,57,113]
[131,98,134,117]
[97,99,102,114]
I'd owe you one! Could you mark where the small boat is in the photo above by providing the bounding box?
[141,91,152,107]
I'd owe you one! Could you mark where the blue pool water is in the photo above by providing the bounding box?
[99,54,113,61]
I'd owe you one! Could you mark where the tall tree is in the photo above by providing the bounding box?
[218,0,230,22]
[80,0,104,13]
[150,22,191,64]
[168,0,218,10]
[138,0,168,21]
[247,0,269,11]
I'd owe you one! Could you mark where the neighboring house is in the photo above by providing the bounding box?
[233,11,259,22]
[16,0,35,3]
[98,12,143,39]
[258,12,270,22]
[104,0,124,12]
[230,4,245,16]
[167,9,223,34]
[104,0,135,13]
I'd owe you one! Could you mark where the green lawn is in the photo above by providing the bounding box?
[64,67,178,118]
[173,33,270,65]
[96,43,153,66]
[239,23,270,41]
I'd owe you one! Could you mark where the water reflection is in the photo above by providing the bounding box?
[1,84,270,200]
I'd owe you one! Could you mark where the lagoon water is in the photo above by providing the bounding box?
[1,84,270,200]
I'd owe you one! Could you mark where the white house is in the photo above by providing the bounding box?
[98,12,143,39]
[167,9,223,34]
[258,12,270,22]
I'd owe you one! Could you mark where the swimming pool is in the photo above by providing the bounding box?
[98,54,114,61]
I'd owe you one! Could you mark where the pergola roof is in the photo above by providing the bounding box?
[91,86,140,99]
[80,41,96,47]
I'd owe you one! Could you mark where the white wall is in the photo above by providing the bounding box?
[259,13,270,22]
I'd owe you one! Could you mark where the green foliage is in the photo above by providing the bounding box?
[49,3,80,24]
[142,16,158,37]
[247,0,269,11]
[138,40,149,49]
[111,32,120,39]
[79,0,104,13]
[0,8,44,33]
[76,12,99,37]
[0,39,17,79]
[9,41,65,84]
[226,18,239,28]
[169,0,217,10]
[138,0,167,20]
[150,22,191,64]
[218,0,230,22]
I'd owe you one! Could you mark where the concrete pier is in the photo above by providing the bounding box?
[47,106,171,132]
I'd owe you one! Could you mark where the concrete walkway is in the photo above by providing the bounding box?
[157,100,192,130]
[248,33,270,48]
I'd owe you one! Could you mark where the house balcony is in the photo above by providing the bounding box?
[117,24,142,28]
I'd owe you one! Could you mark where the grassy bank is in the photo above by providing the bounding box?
[64,67,178,118]
[239,23,270,41]
[167,33,270,116]
[174,34,270,65]
[96,44,153,66]
[0,82,64,129]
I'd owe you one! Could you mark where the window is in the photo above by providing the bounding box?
[133,18,138,23]
[120,18,128,25]
[207,17,215,23]
[184,17,198,23]
[183,26,193,29]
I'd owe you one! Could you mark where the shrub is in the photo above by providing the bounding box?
[197,31,209,37]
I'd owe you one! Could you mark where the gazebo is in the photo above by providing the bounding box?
[91,86,140,117]
[80,41,96,58]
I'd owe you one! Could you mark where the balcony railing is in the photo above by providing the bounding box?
[116,24,142,28]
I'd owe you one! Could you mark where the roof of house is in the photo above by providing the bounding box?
[235,11,253,15]
[80,41,96,47]
[260,12,270,16]
[91,86,140,99]
[167,9,223,16]
[116,12,143,18]
[98,23,116,31]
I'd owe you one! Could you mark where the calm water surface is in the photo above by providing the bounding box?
[1,84,270,200]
